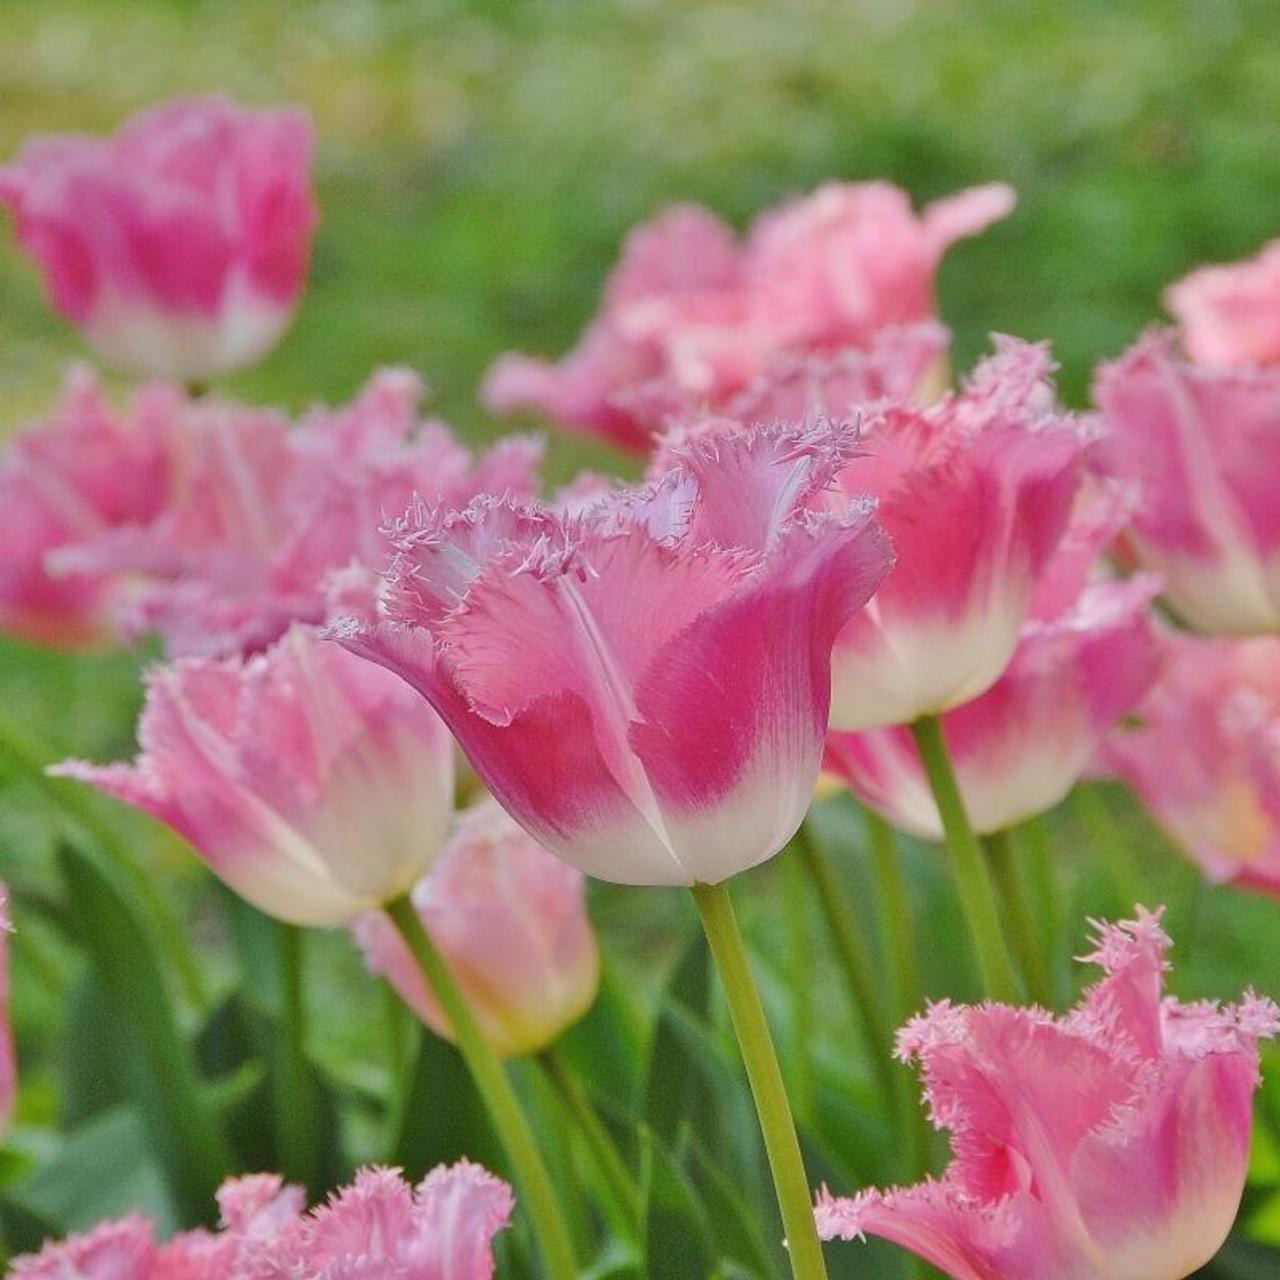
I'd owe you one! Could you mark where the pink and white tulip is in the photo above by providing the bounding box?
[51,625,455,927]
[0,366,177,649]
[816,909,1279,1280]
[1166,239,1280,369]
[356,797,600,1057]
[824,486,1162,836]
[337,418,893,886]
[0,97,315,381]
[1101,633,1280,897]
[1094,331,1280,634]
[825,338,1085,730]
[10,1161,512,1280]
[483,182,1013,452]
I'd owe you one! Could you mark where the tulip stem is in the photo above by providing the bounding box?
[864,808,922,1025]
[983,830,1053,1008]
[690,879,829,1280]
[385,894,578,1280]
[538,1044,641,1231]
[273,921,323,1191]
[910,716,1020,1003]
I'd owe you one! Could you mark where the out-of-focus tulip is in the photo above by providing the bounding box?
[824,486,1162,836]
[355,798,600,1058]
[825,337,1084,731]
[0,367,177,649]
[9,1162,512,1280]
[0,888,14,1142]
[336,418,893,886]
[51,625,454,927]
[1166,239,1280,369]
[1102,633,1280,897]
[0,97,315,381]
[482,182,1013,452]
[816,908,1279,1280]
[1095,331,1280,634]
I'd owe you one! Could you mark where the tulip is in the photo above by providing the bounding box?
[1094,331,1280,635]
[0,97,315,382]
[0,366,177,649]
[337,417,893,886]
[355,797,600,1057]
[1101,632,1280,897]
[483,182,1013,451]
[816,908,1279,1280]
[1166,238,1280,368]
[51,625,454,927]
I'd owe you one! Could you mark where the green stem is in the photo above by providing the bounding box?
[909,716,1020,1002]
[273,921,322,1190]
[983,830,1053,1008]
[864,808,922,1025]
[782,846,815,1118]
[538,1043,641,1232]
[690,880,828,1280]
[1020,818,1065,1006]
[385,895,578,1280]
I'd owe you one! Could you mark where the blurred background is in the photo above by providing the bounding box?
[4,1,1280,1275]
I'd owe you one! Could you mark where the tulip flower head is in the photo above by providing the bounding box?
[0,96,316,381]
[1165,239,1280,369]
[51,625,455,927]
[355,797,600,1057]
[1095,331,1280,635]
[337,417,893,886]
[483,182,1013,451]
[816,909,1279,1280]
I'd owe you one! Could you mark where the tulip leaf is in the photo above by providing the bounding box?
[637,1125,720,1280]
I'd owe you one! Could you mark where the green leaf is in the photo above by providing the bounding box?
[638,1126,718,1280]
[58,969,128,1127]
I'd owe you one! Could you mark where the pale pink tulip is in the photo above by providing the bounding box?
[0,97,315,381]
[483,183,1013,451]
[51,625,455,927]
[1094,331,1280,634]
[356,797,600,1057]
[816,909,1279,1280]
[1166,239,1280,368]
[336,418,893,886]
[1101,633,1280,897]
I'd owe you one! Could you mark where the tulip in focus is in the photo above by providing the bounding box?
[0,97,315,382]
[355,797,600,1057]
[337,417,893,885]
[51,625,455,927]
[1102,633,1280,897]
[824,485,1162,836]
[1166,239,1280,368]
[816,908,1279,1279]
[483,182,1014,451]
[1095,331,1280,634]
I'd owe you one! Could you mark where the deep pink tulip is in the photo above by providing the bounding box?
[1094,331,1280,634]
[1102,633,1280,897]
[336,418,893,885]
[0,97,315,381]
[816,909,1279,1280]
[1166,239,1280,369]
[824,485,1162,836]
[482,182,1013,451]
[356,797,600,1057]
[51,625,455,927]
[9,1162,512,1279]
[825,338,1085,730]
[0,366,178,649]
[0,888,14,1142]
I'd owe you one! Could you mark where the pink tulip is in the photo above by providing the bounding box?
[51,625,455,927]
[482,182,1013,452]
[9,1162,512,1280]
[57,368,541,658]
[816,909,1279,1280]
[336,418,893,885]
[825,337,1085,731]
[356,797,600,1057]
[0,366,178,649]
[1101,633,1280,897]
[824,485,1162,836]
[1165,239,1280,368]
[0,888,14,1141]
[1094,331,1280,634]
[0,97,315,381]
